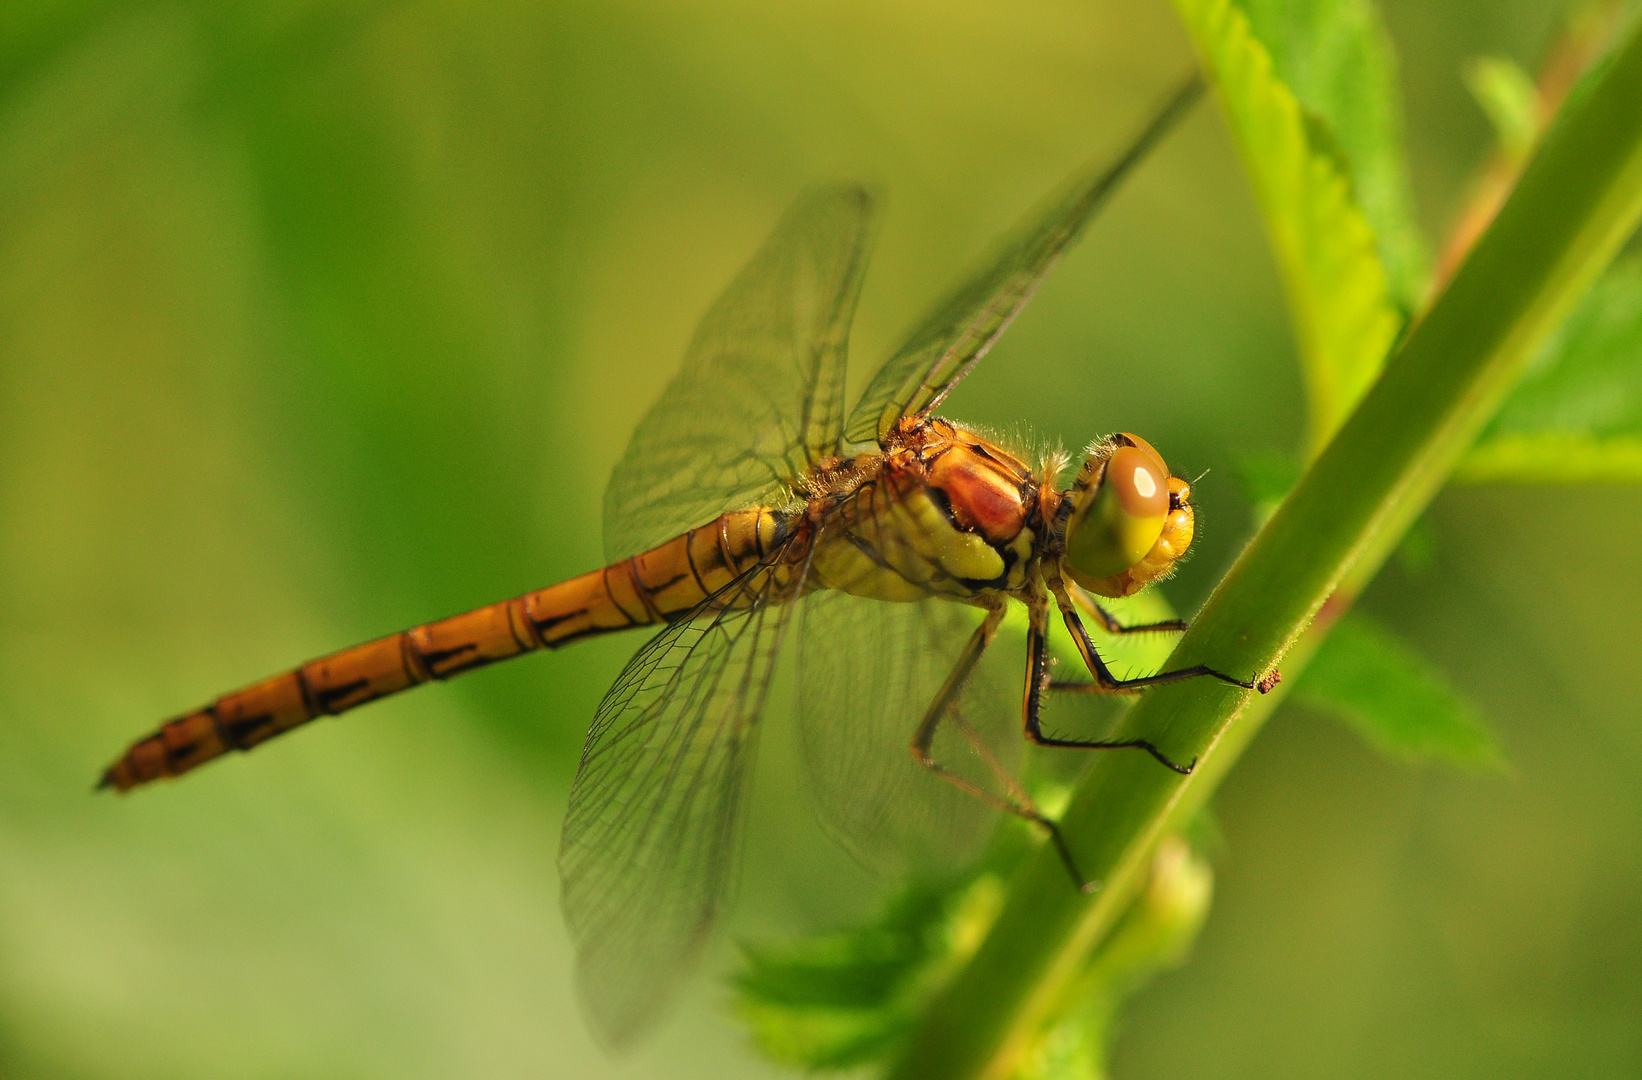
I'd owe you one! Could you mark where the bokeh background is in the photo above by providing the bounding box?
[2,0,1639,1076]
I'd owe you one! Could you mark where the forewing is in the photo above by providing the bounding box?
[844,77,1203,446]
[604,186,875,560]
[559,559,799,1048]
[797,590,1017,874]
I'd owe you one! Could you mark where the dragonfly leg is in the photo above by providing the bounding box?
[1019,593,1194,776]
[1021,572,1265,776]
[908,600,1097,893]
[1044,570,1258,696]
[1067,579,1188,635]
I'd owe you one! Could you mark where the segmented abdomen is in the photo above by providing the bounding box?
[100,507,790,792]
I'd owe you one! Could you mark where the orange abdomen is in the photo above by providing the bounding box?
[100,507,788,792]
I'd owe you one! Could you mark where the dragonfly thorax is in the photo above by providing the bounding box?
[807,418,1039,603]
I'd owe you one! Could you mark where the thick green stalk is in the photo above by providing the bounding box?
[888,20,1642,1080]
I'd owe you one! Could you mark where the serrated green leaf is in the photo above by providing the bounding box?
[733,1001,899,1072]
[1458,254,1642,482]
[733,877,1005,1071]
[734,814,1218,1078]
[1292,609,1503,767]
[1240,0,1431,311]
[1173,0,1405,452]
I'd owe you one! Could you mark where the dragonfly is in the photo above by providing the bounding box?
[100,74,1275,1048]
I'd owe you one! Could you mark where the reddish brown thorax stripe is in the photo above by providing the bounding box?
[925,436,1033,544]
[100,507,786,792]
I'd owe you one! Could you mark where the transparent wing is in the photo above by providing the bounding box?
[604,186,875,560]
[797,590,1018,874]
[843,77,1203,447]
[559,556,801,1048]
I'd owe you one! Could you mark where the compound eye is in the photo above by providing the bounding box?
[1115,433,1168,480]
[1065,445,1170,580]
[1108,446,1168,521]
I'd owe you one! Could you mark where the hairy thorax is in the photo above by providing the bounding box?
[807,418,1040,603]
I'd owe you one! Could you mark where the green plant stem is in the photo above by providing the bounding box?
[888,20,1642,1080]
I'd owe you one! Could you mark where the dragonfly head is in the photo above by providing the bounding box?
[1062,433,1195,598]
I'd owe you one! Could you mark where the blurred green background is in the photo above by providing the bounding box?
[2,0,1639,1076]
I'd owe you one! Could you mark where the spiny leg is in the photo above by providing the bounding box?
[1045,568,1258,696]
[1022,599,1196,775]
[1066,578,1188,635]
[908,600,1096,893]
[1023,572,1263,776]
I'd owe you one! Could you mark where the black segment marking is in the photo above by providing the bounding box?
[625,558,666,622]
[223,712,278,745]
[420,642,478,677]
[293,669,321,719]
[316,678,370,712]
[717,516,736,571]
[533,606,592,633]
[209,706,241,751]
[426,653,495,678]
[649,570,691,596]
[542,624,604,649]
[164,730,201,764]
[682,529,710,595]
[508,600,545,652]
